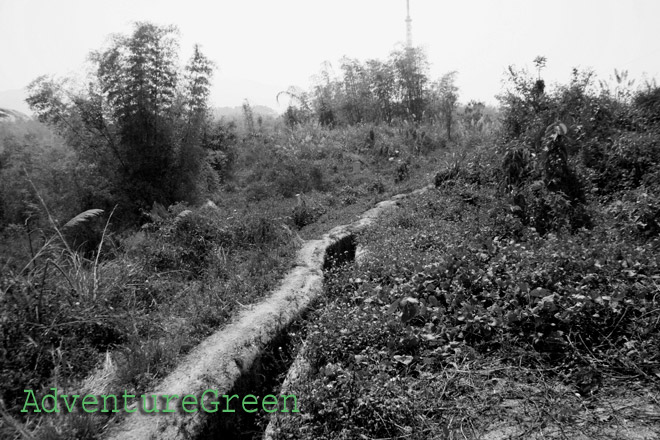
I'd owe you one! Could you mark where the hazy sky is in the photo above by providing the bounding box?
[1,0,660,112]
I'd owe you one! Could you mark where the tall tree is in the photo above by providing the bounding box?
[311,62,338,127]
[434,71,459,140]
[390,47,429,121]
[339,57,372,124]
[27,22,214,219]
[93,22,180,204]
[173,44,215,200]
[366,59,396,123]
[185,44,214,116]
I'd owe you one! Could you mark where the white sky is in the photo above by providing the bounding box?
[1,0,660,112]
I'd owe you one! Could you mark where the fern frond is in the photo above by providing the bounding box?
[63,209,104,229]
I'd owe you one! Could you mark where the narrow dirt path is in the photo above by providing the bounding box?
[102,185,433,440]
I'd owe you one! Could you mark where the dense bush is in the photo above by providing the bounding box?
[633,83,660,128]
[588,131,660,194]
[435,148,497,188]
[269,160,325,198]
[493,63,656,233]
[0,120,102,231]
[498,61,660,209]
[203,119,239,183]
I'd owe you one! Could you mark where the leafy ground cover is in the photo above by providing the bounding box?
[270,68,660,439]
[273,172,660,438]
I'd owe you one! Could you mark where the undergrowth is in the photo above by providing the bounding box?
[0,120,450,439]
[274,178,660,438]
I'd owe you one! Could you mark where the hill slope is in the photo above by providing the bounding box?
[0,107,31,123]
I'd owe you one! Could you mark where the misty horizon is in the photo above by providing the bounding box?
[2,0,660,114]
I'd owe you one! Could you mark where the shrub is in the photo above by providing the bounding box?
[633,84,660,128]
[435,148,495,188]
[244,181,274,202]
[394,158,410,183]
[588,131,660,194]
[291,198,326,230]
[604,189,660,239]
[336,185,363,206]
[140,203,289,276]
[268,159,326,198]
[204,120,238,183]
[140,205,219,276]
[498,120,590,234]
[368,179,386,194]
[511,182,591,235]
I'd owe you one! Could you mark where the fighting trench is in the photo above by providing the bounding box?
[196,235,358,439]
[102,185,432,440]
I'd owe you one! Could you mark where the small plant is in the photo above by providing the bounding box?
[291,195,326,229]
[394,157,411,183]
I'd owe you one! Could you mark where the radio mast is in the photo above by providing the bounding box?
[405,0,413,49]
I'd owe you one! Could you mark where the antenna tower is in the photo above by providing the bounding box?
[405,0,413,49]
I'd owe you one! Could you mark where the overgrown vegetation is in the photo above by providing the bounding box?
[272,60,660,438]
[0,121,453,438]
[0,23,466,438]
[2,16,659,437]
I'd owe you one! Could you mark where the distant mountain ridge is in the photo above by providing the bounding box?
[0,87,281,122]
[213,105,279,120]
[0,88,32,115]
[0,105,280,125]
[0,107,31,123]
